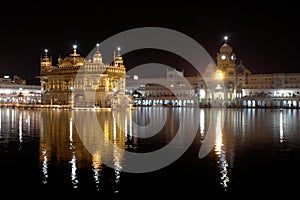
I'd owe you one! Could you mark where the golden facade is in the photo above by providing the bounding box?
[40,45,126,108]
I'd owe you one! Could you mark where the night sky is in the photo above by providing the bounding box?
[0,2,296,85]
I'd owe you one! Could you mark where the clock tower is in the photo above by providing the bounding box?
[217,36,236,76]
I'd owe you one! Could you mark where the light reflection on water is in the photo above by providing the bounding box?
[214,110,229,190]
[199,109,205,137]
[92,152,102,191]
[18,112,23,149]
[70,152,78,188]
[41,149,48,184]
[279,111,287,143]
[0,108,299,194]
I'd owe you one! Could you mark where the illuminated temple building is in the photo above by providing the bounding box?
[126,37,300,108]
[40,45,127,108]
[39,39,300,109]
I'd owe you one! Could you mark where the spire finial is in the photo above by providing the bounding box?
[117,47,121,56]
[44,49,48,56]
[73,44,77,55]
[224,36,228,43]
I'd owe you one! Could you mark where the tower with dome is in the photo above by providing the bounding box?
[125,36,300,108]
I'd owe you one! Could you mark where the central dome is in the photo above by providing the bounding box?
[59,53,84,67]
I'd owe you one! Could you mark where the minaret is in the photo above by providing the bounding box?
[113,47,124,67]
[58,54,62,65]
[112,47,126,93]
[92,43,103,64]
[71,44,80,65]
[72,44,77,55]
[40,49,52,69]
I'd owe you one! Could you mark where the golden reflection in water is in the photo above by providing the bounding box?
[39,110,92,188]
[40,109,126,191]
[92,152,102,191]
[112,110,127,193]
[70,117,73,145]
[70,152,78,188]
[214,110,229,190]
[39,110,46,184]
[69,116,78,188]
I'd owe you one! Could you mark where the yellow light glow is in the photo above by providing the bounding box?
[216,70,224,80]
[92,152,101,169]
[215,113,222,155]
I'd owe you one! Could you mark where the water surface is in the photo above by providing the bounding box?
[0,107,299,195]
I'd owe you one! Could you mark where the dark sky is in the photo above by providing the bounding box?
[0,1,296,84]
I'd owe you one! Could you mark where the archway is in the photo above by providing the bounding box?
[74,94,85,107]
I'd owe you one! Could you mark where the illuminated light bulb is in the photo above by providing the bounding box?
[216,70,224,80]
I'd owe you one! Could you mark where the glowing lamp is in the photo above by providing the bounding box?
[216,70,224,80]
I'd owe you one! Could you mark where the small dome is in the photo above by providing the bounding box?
[236,62,245,74]
[115,56,123,61]
[204,62,216,76]
[220,43,233,53]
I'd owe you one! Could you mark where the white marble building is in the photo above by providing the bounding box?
[126,39,300,108]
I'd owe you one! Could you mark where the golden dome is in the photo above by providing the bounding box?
[58,52,84,67]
